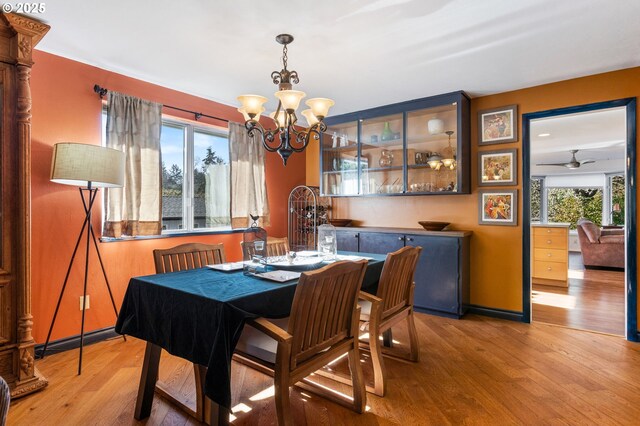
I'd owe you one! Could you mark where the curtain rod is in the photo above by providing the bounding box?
[93,84,230,123]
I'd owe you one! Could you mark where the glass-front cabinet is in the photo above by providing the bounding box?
[320,91,470,196]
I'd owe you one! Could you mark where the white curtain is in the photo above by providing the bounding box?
[205,163,231,226]
[103,91,163,237]
[229,122,270,228]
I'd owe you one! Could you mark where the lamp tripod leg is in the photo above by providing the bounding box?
[40,214,90,359]
[90,225,126,342]
[78,189,95,375]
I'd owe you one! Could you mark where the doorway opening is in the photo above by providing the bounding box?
[522,98,637,341]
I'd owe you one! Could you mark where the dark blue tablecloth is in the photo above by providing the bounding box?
[115,252,385,409]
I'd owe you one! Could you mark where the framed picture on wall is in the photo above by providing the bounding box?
[478,148,518,186]
[478,189,518,226]
[478,105,518,145]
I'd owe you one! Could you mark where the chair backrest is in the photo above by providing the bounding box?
[287,260,367,370]
[241,236,290,258]
[266,237,290,256]
[153,243,226,273]
[376,246,422,319]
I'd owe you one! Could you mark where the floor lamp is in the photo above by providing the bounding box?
[41,143,126,374]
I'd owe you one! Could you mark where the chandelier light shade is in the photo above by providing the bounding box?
[238,34,334,165]
[50,142,125,188]
[441,130,456,169]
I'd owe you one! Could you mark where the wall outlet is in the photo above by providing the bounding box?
[79,295,90,310]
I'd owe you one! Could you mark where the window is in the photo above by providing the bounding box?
[547,187,603,229]
[530,177,545,222]
[102,110,230,234]
[608,174,625,226]
[160,119,230,232]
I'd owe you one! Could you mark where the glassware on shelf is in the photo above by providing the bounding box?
[379,149,394,167]
[381,122,394,141]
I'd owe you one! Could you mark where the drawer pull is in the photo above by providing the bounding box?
[547,229,552,233]
[547,253,552,257]
[407,237,414,242]
[398,237,404,241]
[547,267,552,271]
[546,240,552,244]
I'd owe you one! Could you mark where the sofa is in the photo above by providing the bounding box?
[576,218,624,269]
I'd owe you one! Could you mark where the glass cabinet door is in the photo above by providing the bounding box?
[321,121,359,196]
[407,103,459,193]
[360,113,404,195]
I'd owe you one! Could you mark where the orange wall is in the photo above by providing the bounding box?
[308,67,640,316]
[30,51,306,342]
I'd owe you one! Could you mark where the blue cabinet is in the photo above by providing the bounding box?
[321,91,471,196]
[336,228,471,318]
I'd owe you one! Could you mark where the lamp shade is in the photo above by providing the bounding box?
[274,90,306,111]
[305,98,334,119]
[237,94,268,116]
[238,106,265,122]
[300,109,319,126]
[50,143,125,188]
[269,110,287,128]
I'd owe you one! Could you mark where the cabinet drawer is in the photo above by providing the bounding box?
[533,260,567,281]
[533,227,568,237]
[534,248,567,262]
[533,235,567,249]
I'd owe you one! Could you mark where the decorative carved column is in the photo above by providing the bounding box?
[0,12,49,398]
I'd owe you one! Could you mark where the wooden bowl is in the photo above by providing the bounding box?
[418,221,450,231]
[329,219,353,227]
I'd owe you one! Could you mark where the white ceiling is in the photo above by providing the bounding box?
[530,107,626,176]
[30,0,640,115]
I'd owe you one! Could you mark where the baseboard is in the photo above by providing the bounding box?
[414,306,464,319]
[35,326,121,358]
[467,304,524,322]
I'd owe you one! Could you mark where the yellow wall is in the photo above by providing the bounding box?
[307,67,640,316]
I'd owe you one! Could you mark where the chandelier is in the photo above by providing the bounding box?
[237,34,334,165]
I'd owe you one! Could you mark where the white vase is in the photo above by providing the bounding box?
[428,118,444,135]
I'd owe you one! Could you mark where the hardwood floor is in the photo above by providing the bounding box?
[533,252,625,335]
[9,313,640,425]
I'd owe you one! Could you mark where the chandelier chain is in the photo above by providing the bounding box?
[282,44,288,70]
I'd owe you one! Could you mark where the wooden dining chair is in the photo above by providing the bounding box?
[234,260,368,426]
[151,242,226,422]
[240,236,290,258]
[153,242,226,273]
[359,245,422,396]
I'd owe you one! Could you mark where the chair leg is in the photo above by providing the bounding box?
[274,372,292,426]
[194,364,207,422]
[406,312,420,362]
[367,328,386,397]
[348,346,366,413]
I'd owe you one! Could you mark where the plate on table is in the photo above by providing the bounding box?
[207,261,245,272]
[254,270,301,282]
[295,250,323,257]
[265,257,325,271]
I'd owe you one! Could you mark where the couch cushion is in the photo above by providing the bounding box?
[599,235,624,244]
[580,221,601,243]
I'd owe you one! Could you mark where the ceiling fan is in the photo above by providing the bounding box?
[536,149,595,169]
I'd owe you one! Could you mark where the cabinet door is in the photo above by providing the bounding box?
[321,122,359,196]
[336,231,360,252]
[410,235,460,314]
[358,232,404,255]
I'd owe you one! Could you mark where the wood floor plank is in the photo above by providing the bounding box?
[8,313,640,425]
[533,253,625,335]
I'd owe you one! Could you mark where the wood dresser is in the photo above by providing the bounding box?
[0,13,49,397]
[531,223,569,287]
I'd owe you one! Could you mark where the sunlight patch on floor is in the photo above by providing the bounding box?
[568,269,585,279]
[249,385,275,401]
[532,290,576,309]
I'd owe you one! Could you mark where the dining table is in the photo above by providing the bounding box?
[114,252,386,425]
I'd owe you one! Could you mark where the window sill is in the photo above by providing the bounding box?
[100,228,248,243]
